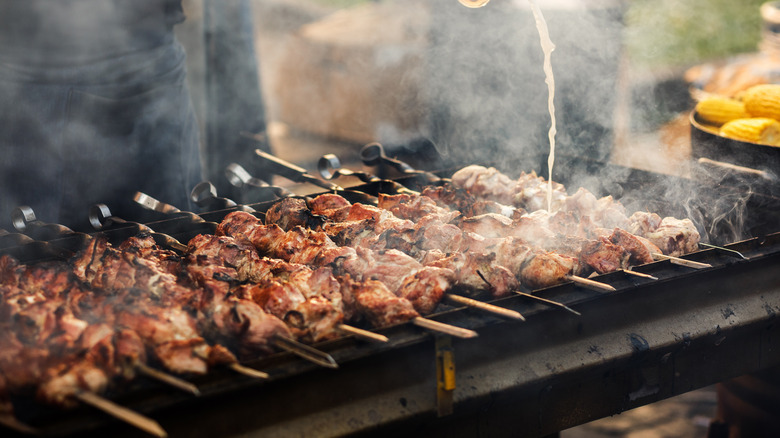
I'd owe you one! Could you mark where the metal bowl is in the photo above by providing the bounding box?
[690,110,780,172]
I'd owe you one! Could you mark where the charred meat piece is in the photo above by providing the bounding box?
[645,217,700,257]
[519,250,580,290]
[266,197,326,231]
[580,237,629,274]
[186,233,344,344]
[396,267,455,315]
[609,228,658,266]
[427,252,518,298]
[338,276,419,327]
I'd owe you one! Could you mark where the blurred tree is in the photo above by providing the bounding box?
[625,0,766,67]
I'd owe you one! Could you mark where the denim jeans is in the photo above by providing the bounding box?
[0,41,201,230]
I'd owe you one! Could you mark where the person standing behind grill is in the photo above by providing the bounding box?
[0,0,202,230]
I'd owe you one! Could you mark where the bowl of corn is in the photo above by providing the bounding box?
[691,83,780,171]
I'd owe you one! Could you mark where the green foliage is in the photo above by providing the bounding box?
[625,0,767,67]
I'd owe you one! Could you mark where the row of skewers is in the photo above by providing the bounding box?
[0,155,712,437]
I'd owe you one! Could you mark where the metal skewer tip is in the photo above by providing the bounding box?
[699,243,748,260]
[513,291,581,316]
[136,363,201,396]
[444,294,525,321]
[412,317,478,339]
[74,391,167,438]
[272,336,339,369]
[338,324,389,343]
[652,253,713,269]
[565,275,616,292]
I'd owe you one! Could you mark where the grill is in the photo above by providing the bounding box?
[2,151,780,438]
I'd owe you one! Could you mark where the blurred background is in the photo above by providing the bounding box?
[172,5,771,434]
[177,0,769,193]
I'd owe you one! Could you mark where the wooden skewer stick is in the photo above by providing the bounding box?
[74,391,167,438]
[412,317,478,339]
[229,363,271,380]
[0,414,38,435]
[513,291,581,316]
[337,324,389,343]
[565,275,616,292]
[623,269,659,281]
[136,363,201,396]
[651,253,712,269]
[271,336,339,369]
[193,351,270,379]
[444,294,525,321]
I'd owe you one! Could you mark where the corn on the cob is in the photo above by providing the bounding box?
[719,117,780,146]
[742,84,780,120]
[695,96,750,126]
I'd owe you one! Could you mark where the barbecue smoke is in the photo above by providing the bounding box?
[420,0,765,243]
[0,1,210,231]
[422,0,624,166]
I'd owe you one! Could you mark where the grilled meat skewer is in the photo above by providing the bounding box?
[349,188,685,281]
[289,194,592,292]
[216,211,477,338]
[218,211,454,317]
[449,165,700,257]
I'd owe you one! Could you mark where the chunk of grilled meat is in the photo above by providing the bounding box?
[218,211,445,319]
[337,276,420,327]
[644,217,700,257]
[450,165,700,254]
[310,196,518,297]
[266,197,327,231]
[421,184,519,218]
[185,233,345,343]
[73,235,285,360]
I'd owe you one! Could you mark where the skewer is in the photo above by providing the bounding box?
[255,149,345,191]
[651,253,712,269]
[73,391,167,438]
[133,192,183,214]
[565,275,616,292]
[193,351,271,379]
[337,324,389,343]
[0,414,38,435]
[318,153,420,196]
[697,157,776,181]
[271,336,339,369]
[513,291,581,316]
[225,163,293,199]
[623,269,659,281]
[699,242,748,260]
[228,363,271,380]
[359,142,445,184]
[444,294,525,321]
[136,363,201,396]
[412,317,478,339]
[89,204,189,253]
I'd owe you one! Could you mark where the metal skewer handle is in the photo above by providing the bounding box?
[318,153,419,195]
[255,149,344,191]
[359,142,444,184]
[226,163,292,199]
[318,154,379,183]
[89,204,188,253]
